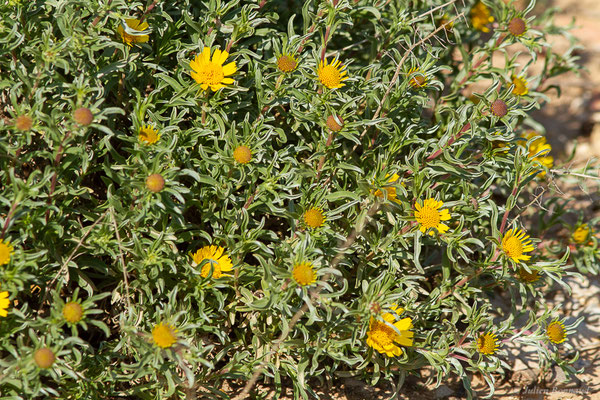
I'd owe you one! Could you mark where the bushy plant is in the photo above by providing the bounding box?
[0,0,598,398]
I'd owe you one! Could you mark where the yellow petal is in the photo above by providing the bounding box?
[217,49,229,65]
[212,49,222,64]
[201,47,211,63]
[200,83,209,90]
[222,62,237,76]
[222,78,234,84]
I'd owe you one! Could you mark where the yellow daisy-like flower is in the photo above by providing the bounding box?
[407,67,428,89]
[476,332,500,355]
[414,198,451,236]
[152,322,178,348]
[190,47,237,91]
[572,224,591,244]
[0,286,10,317]
[138,125,160,145]
[292,262,317,286]
[470,1,494,33]
[277,53,298,73]
[518,267,540,283]
[304,207,325,229]
[366,305,414,357]
[373,173,403,202]
[63,301,84,323]
[317,58,348,89]
[511,75,529,96]
[191,245,234,279]
[546,320,567,344]
[501,228,535,263]
[522,132,553,177]
[0,239,14,265]
[117,18,149,47]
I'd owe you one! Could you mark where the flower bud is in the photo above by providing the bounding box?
[326,115,344,132]
[146,174,165,193]
[34,347,56,368]
[73,107,93,126]
[491,99,508,117]
[15,115,33,131]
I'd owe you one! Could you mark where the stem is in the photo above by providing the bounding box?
[139,0,159,23]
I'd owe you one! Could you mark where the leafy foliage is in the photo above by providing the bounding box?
[0,0,597,398]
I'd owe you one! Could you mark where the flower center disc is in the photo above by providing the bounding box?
[320,65,341,87]
[201,63,225,86]
[503,236,523,258]
[419,207,441,229]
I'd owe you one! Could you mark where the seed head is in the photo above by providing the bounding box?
[15,115,33,131]
[326,115,344,132]
[146,173,165,193]
[34,347,56,368]
[508,18,526,36]
[73,107,93,126]
[490,99,508,118]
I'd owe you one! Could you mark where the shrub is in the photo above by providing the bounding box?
[0,0,597,398]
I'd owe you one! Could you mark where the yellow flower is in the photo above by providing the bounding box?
[511,75,529,96]
[277,53,298,73]
[0,286,10,317]
[414,198,451,236]
[522,132,553,177]
[476,332,500,355]
[292,262,317,286]
[152,322,178,348]
[501,228,535,263]
[366,305,414,357]
[317,58,348,89]
[470,2,494,32]
[0,239,14,265]
[572,224,591,244]
[138,125,160,145]
[191,245,233,279]
[407,67,428,89]
[117,18,149,47]
[374,173,403,202]
[190,47,237,91]
[546,320,567,344]
[303,207,325,228]
[518,267,540,283]
[63,301,83,323]
[233,145,252,164]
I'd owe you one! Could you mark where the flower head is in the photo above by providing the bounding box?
[318,58,348,89]
[233,145,252,164]
[117,18,149,47]
[0,286,10,317]
[73,108,93,126]
[14,115,33,131]
[508,17,527,36]
[277,53,298,73]
[476,332,500,355]
[511,75,529,96]
[34,348,56,368]
[374,174,403,203]
[414,198,451,236]
[501,228,535,263]
[191,245,233,279]
[572,224,591,244]
[491,99,508,117]
[518,267,540,283]
[292,262,317,286]
[146,173,165,193]
[470,1,494,32]
[366,305,414,357]
[0,239,14,266]
[139,125,160,145]
[407,67,428,89]
[63,301,84,323]
[546,320,567,344]
[523,132,553,177]
[152,322,178,348]
[190,47,237,91]
[326,115,344,132]
[304,207,325,228]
